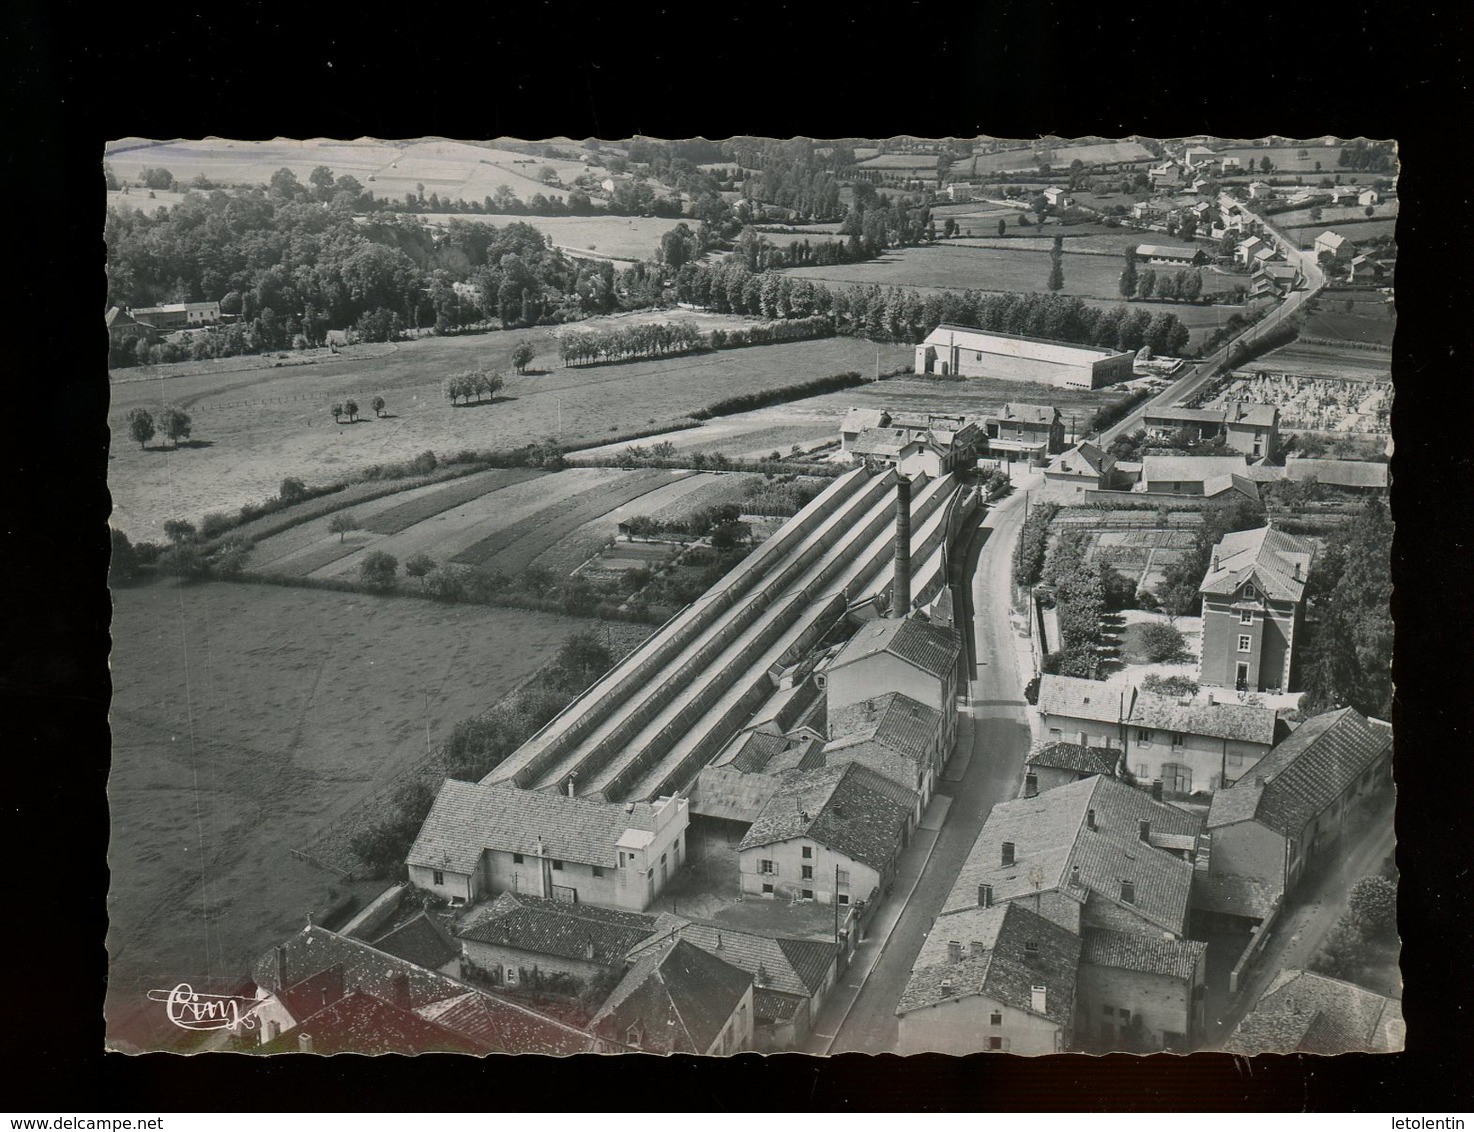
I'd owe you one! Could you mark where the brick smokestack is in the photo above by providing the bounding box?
[892,476,912,616]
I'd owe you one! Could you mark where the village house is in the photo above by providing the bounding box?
[1251,262,1303,299]
[1135,244,1206,267]
[1219,156,1242,174]
[626,922,839,1052]
[105,306,160,346]
[1235,235,1269,266]
[941,775,1203,940]
[1021,741,1122,798]
[914,325,1136,389]
[1074,927,1208,1052]
[1198,525,1315,694]
[128,300,223,330]
[839,407,890,454]
[1182,146,1217,167]
[824,691,947,820]
[1223,968,1405,1055]
[738,761,917,906]
[406,781,690,912]
[944,182,975,202]
[1196,708,1393,929]
[841,414,979,478]
[455,891,675,991]
[1357,188,1381,207]
[984,403,1068,464]
[1348,253,1383,282]
[589,936,755,1055]
[1043,186,1072,208]
[1314,229,1357,262]
[822,615,962,754]
[1149,161,1185,189]
[1142,405,1231,444]
[235,923,598,1054]
[1221,401,1280,459]
[1139,455,1258,501]
[1036,674,1133,751]
[1122,690,1283,797]
[895,902,1081,1056]
[1041,442,1118,500]
[1248,181,1273,200]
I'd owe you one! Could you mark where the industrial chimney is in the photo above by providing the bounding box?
[892,476,912,617]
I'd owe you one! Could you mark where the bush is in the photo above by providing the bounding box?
[693,370,866,419]
[280,477,308,503]
[110,529,139,584]
[1142,673,1199,698]
[199,512,234,540]
[1308,918,1367,982]
[359,551,399,590]
[1347,875,1397,940]
[1014,502,1061,588]
[404,553,436,581]
[410,450,438,475]
[157,543,207,579]
[1137,623,1185,663]
[212,535,254,577]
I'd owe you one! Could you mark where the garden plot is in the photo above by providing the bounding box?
[1204,372,1391,434]
[1089,530,1197,594]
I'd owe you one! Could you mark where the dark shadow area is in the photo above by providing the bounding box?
[519,368,552,377]
[450,395,518,408]
[151,439,215,450]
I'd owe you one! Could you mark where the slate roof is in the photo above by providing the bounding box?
[942,776,1201,936]
[1026,742,1120,777]
[896,903,1080,1025]
[1207,709,1392,837]
[1199,525,1314,603]
[589,937,752,1054]
[1128,691,1278,747]
[1285,458,1389,490]
[829,616,961,682]
[1141,454,1249,484]
[1037,674,1133,726]
[370,912,460,972]
[739,762,916,873]
[456,892,663,967]
[407,780,663,873]
[753,989,806,1023]
[628,921,835,1000]
[1048,441,1113,477]
[828,692,942,760]
[1080,926,1206,981]
[1223,969,1404,1055]
[819,742,923,793]
[257,990,487,1055]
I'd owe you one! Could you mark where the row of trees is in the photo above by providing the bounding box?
[558,321,706,366]
[125,405,193,449]
[442,369,505,404]
[1120,249,1206,302]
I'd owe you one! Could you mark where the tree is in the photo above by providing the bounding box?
[1348,875,1397,939]
[279,476,307,502]
[331,402,344,423]
[158,404,192,447]
[163,518,196,545]
[127,407,155,450]
[329,512,359,543]
[1137,623,1185,663]
[1119,248,1138,299]
[1047,235,1065,292]
[344,399,359,422]
[371,396,386,418]
[404,553,436,586]
[512,342,536,374]
[109,528,139,584]
[360,551,399,590]
[997,218,1006,238]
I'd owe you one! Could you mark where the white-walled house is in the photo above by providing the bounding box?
[407,781,689,912]
[823,615,962,754]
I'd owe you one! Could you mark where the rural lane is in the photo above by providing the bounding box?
[1095,202,1327,447]
[809,480,1036,1054]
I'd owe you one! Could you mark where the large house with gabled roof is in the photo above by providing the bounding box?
[1074,926,1208,1052]
[1196,708,1393,928]
[588,936,755,1055]
[1198,525,1315,693]
[1224,968,1405,1055]
[822,615,962,754]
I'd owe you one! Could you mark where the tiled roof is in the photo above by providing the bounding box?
[739,762,916,873]
[1190,871,1281,920]
[252,925,466,1013]
[1037,674,1132,726]
[1143,406,1227,425]
[765,738,826,774]
[1080,926,1206,981]
[1199,525,1314,603]
[1224,969,1403,1055]
[753,988,806,1023]
[1141,454,1249,484]
[415,990,600,1055]
[841,407,889,433]
[1285,458,1388,490]
[370,911,460,972]
[896,903,1080,1025]
[1223,402,1278,428]
[456,891,662,967]
[1048,442,1112,477]
[1203,473,1260,501]
[1208,709,1391,838]
[1026,742,1120,777]
[726,730,798,773]
[1316,230,1350,249]
[628,921,835,999]
[830,616,961,682]
[1000,403,1059,425]
[589,937,752,1054]
[942,777,1201,936]
[1128,692,1278,746]
[689,765,785,823]
[407,780,663,873]
[258,990,487,1055]
[820,742,923,793]
[1241,462,1288,483]
[828,692,942,760]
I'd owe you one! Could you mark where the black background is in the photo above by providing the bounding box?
[6,0,1472,1111]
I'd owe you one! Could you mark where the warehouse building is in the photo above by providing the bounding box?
[914,325,1136,390]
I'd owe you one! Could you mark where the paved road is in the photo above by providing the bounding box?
[1095,202,1327,447]
[812,485,1036,1054]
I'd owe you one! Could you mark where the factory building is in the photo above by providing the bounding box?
[914,325,1136,390]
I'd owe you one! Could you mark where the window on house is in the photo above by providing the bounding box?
[988,1036,1004,1051]
[1238,634,1253,652]
[513,853,524,864]
[1228,751,1244,767]
[1121,880,1136,905]
[592,866,605,878]
[1171,731,1184,747]
[1024,940,1039,954]
[432,870,444,886]
[1136,729,1152,743]
[1024,772,1038,797]
[802,889,814,900]
[1240,609,1254,624]
[552,860,564,871]
[1049,728,1062,740]
[836,869,850,887]
[1102,1005,1115,1016]
[837,894,849,905]
[1243,583,1257,599]
[801,846,813,859]
[762,883,774,895]
[990,1012,1003,1026]
[760,859,775,875]
[1136,763,1149,777]
[801,865,814,881]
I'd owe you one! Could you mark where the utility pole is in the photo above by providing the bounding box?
[424,690,432,756]
[834,863,840,946]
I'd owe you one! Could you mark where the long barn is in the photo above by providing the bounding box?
[914,325,1135,390]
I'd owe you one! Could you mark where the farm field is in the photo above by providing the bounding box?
[107,320,900,542]
[944,230,1160,255]
[105,578,601,1050]
[1302,289,1396,345]
[1282,218,1399,246]
[106,188,190,215]
[1216,145,1354,174]
[1272,202,1398,231]
[419,212,691,263]
[1041,141,1155,166]
[1247,341,1393,384]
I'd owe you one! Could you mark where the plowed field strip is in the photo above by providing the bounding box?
[450,471,685,571]
[361,467,546,534]
[265,538,371,578]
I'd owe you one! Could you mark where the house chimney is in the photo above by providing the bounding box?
[947,940,962,963]
[755,963,769,988]
[275,945,288,991]
[567,773,577,798]
[1211,552,1220,571]
[1139,819,1151,843]
[892,476,912,616]
[1255,774,1267,788]
[393,972,411,1011]
[1151,780,1163,803]
[298,1032,314,1054]
[715,932,723,950]
[1001,841,1016,867]
[1086,809,1097,831]
[1031,985,1047,1015]
[1071,864,1081,886]
[940,978,955,996]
